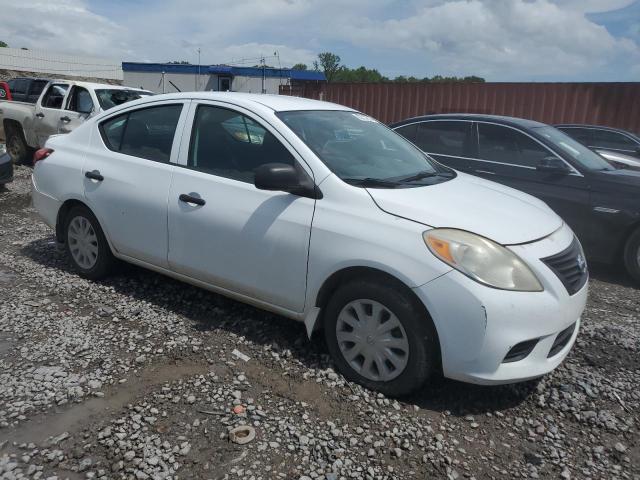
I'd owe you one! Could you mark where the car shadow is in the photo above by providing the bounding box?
[588,262,637,289]
[20,236,548,415]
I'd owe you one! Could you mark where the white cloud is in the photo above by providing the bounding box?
[0,0,638,80]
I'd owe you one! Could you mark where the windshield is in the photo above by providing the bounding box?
[95,89,154,111]
[276,110,453,187]
[533,126,614,171]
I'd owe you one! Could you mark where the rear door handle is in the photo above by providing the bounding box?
[60,116,71,123]
[35,112,44,118]
[85,170,104,181]
[179,193,205,206]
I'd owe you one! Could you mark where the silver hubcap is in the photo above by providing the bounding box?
[68,216,99,270]
[336,299,410,382]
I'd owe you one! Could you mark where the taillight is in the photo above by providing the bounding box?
[33,148,54,164]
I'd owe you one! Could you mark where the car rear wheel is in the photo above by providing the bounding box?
[324,279,438,397]
[64,206,114,280]
[623,228,640,283]
[6,126,33,165]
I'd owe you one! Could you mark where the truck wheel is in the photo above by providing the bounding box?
[324,278,438,397]
[623,228,640,283]
[6,126,33,165]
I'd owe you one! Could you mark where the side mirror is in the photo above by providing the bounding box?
[536,156,570,174]
[254,163,321,199]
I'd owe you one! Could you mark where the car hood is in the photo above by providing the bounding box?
[367,172,562,245]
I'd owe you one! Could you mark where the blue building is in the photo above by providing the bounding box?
[122,62,326,94]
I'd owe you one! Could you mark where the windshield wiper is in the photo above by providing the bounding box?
[343,177,402,188]
[398,170,458,183]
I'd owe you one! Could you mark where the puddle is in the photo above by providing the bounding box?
[0,360,208,446]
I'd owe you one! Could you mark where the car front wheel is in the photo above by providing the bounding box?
[64,206,114,280]
[324,278,438,397]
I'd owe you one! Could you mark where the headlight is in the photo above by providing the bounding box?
[423,229,543,292]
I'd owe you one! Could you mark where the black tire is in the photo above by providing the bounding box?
[64,205,115,280]
[623,228,640,283]
[6,125,33,165]
[324,279,438,397]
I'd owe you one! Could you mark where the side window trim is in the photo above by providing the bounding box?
[97,101,190,164]
[474,121,582,176]
[176,99,315,181]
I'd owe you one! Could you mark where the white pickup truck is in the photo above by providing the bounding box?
[0,80,153,163]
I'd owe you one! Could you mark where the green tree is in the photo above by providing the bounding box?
[0,41,8,48]
[316,52,341,83]
[291,63,308,70]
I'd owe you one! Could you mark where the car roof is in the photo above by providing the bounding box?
[115,91,353,113]
[390,113,548,129]
[69,81,151,92]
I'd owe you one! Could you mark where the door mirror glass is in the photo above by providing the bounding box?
[536,156,570,174]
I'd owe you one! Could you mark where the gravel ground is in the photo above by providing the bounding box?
[0,165,638,480]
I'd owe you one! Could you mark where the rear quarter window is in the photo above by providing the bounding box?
[99,104,183,163]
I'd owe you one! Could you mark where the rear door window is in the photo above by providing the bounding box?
[41,84,69,109]
[477,123,552,168]
[99,104,183,163]
[415,121,470,157]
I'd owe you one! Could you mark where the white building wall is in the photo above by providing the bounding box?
[123,71,289,94]
[0,47,122,80]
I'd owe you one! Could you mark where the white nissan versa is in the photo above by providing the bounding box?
[31,93,588,396]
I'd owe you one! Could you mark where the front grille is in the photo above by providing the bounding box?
[548,322,576,358]
[541,238,588,295]
[503,339,539,363]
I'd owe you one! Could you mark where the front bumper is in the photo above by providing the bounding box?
[0,154,13,185]
[414,223,587,385]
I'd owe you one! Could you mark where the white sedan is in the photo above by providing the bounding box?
[31,92,587,396]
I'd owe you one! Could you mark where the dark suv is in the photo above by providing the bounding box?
[555,124,640,159]
[391,114,640,282]
[2,77,50,104]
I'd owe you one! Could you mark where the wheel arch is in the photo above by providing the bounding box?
[313,266,442,363]
[55,199,116,256]
[314,265,443,376]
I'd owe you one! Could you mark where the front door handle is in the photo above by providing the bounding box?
[85,170,104,181]
[60,116,71,123]
[35,112,44,118]
[179,193,205,206]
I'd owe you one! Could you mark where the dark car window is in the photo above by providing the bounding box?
[188,105,295,183]
[394,123,418,143]
[99,104,183,163]
[558,127,592,146]
[590,129,638,151]
[41,84,69,109]
[11,79,28,95]
[478,123,551,168]
[415,121,469,156]
[29,80,47,95]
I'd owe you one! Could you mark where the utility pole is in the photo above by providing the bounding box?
[261,56,266,94]
[197,48,201,91]
[161,71,165,94]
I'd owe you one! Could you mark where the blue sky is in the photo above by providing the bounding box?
[1,0,639,81]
